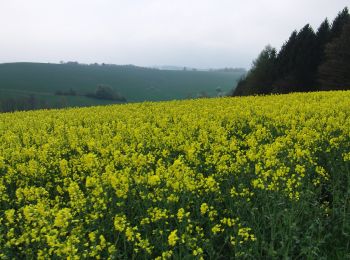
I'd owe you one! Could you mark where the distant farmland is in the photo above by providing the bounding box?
[0,62,244,108]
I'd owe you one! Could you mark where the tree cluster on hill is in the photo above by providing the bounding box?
[55,88,77,96]
[233,7,350,96]
[86,85,127,102]
[209,68,247,73]
[0,95,44,112]
[0,95,68,113]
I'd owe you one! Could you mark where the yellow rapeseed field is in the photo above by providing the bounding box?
[0,91,350,258]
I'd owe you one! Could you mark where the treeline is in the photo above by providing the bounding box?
[55,88,77,96]
[85,85,127,102]
[233,7,350,96]
[0,95,67,113]
[0,85,127,113]
[55,85,127,102]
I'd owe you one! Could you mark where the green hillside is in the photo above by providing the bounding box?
[0,62,244,110]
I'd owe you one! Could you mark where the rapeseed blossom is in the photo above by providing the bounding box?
[168,230,179,246]
[0,91,349,258]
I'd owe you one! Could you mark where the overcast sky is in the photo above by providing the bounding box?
[0,0,348,69]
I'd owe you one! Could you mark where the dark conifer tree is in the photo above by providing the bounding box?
[310,19,332,91]
[317,19,331,47]
[276,31,298,79]
[273,25,317,93]
[329,7,350,40]
[318,22,350,90]
[233,45,277,96]
[231,7,350,96]
[293,25,318,91]
[315,19,331,65]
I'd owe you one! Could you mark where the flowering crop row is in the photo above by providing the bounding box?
[0,91,350,258]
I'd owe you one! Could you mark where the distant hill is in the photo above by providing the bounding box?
[0,62,244,111]
[151,65,247,73]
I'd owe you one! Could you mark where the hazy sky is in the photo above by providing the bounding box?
[0,0,348,69]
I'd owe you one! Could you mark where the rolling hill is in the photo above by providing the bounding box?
[0,62,244,110]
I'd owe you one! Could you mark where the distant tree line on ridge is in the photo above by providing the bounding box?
[85,85,127,102]
[55,85,127,102]
[0,95,67,113]
[232,7,350,96]
[55,88,77,96]
[0,85,126,113]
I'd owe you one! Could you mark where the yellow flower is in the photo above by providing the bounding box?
[54,208,72,228]
[211,224,223,234]
[177,208,190,222]
[89,232,96,242]
[114,214,127,232]
[168,230,179,247]
[200,203,209,215]
[5,209,15,224]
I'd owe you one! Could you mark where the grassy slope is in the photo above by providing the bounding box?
[0,63,243,107]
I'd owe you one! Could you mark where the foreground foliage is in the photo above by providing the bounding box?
[0,91,350,259]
